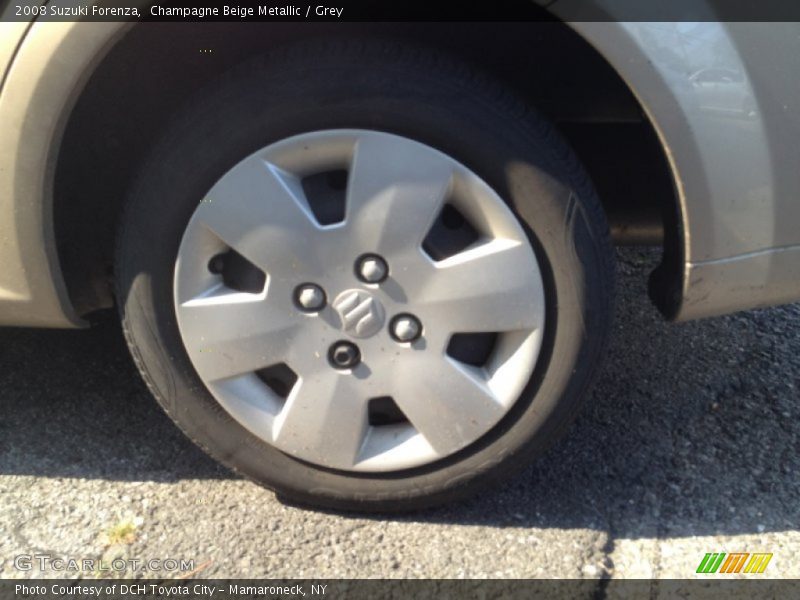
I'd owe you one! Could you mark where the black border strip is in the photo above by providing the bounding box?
[5,0,800,23]
[5,579,800,600]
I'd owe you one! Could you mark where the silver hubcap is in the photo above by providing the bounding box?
[174,130,546,472]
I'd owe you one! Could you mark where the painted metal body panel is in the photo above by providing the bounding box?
[0,19,123,326]
[566,20,800,319]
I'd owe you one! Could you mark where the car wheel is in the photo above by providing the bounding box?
[116,40,614,511]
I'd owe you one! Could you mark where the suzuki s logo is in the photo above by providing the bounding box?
[331,289,386,338]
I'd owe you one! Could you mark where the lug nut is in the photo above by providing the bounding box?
[294,283,326,312]
[355,254,388,284]
[390,314,423,343]
[328,341,361,370]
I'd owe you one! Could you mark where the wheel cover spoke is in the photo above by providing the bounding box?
[179,292,299,382]
[392,355,505,456]
[174,130,546,472]
[193,156,326,277]
[413,239,544,338]
[273,369,368,468]
[344,134,453,256]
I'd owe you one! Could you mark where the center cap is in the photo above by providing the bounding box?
[331,289,386,338]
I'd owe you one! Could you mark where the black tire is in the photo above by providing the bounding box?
[116,39,614,512]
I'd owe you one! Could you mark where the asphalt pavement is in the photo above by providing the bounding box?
[1,248,798,581]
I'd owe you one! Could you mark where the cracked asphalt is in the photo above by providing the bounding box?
[0,248,798,580]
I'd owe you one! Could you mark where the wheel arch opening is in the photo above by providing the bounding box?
[53,20,682,319]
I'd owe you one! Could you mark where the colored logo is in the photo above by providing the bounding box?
[696,552,772,574]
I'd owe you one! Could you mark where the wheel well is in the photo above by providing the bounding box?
[54,21,680,317]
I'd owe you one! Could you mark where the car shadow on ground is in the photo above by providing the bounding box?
[0,249,797,540]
